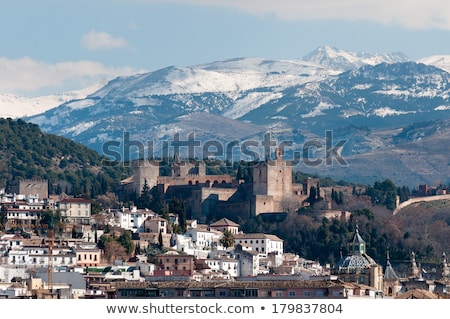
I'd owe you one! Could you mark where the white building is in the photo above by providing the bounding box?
[233,244,260,277]
[204,256,239,277]
[0,282,28,298]
[6,209,42,227]
[234,233,284,258]
[184,227,224,251]
[0,233,23,252]
[7,245,76,268]
[170,233,196,255]
[114,207,157,232]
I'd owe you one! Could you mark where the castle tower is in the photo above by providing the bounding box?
[253,147,292,198]
[132,160,159,195]
[171,153,198,177]
[10,179,48,199]
[251,146,294,215]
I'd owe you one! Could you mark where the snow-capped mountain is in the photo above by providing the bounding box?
[302,45,411,71]
[418,55,450,73]
[20,46,450,185]
[0,83,103,118]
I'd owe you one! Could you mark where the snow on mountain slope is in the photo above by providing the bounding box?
[4,47,409,119]
[303,45,410,71]
[0,83,103,118]
[88,57,336,99]
[418,55,450,73]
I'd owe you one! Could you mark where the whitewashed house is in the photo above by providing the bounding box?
[234,233,284,257]
[184,227,224,251]
[204,256,239,277]
[114,207,157,232]
[7,245,76,268]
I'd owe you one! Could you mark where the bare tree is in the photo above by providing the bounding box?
[103,241,128,264]
[282,197,303,215]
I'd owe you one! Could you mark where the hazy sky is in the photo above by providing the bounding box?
[2,0,450,96]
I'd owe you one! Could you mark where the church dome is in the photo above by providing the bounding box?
[335,224,378,271]
[337,253,377,270]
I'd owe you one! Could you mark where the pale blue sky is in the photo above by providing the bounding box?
[1,0,450,96]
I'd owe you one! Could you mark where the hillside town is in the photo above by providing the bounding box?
[0,150,449,299]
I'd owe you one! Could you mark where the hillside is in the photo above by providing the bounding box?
[240,190,450,269]
[0,118,131,198]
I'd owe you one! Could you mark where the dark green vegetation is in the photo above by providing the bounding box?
[0,118,131,199]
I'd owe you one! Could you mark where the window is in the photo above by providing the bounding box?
[288,291,296,297]
[245,290,258,297]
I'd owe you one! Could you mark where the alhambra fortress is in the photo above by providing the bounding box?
[118,147,317,222]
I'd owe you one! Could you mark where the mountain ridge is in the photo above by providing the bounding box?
[16,46,450,187]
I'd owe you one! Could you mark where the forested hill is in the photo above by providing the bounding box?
[0,118,130,198]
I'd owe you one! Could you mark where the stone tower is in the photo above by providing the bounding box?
[409,251,420,278]
[252,147,292,199]
[251,147,294,215]
[383,250,400,296]
[437,252,450,279]
[10,179,48,199]
[132,159,159,195]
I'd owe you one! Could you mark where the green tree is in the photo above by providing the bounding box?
[158,229,164,248]
[170,197,186,233]
[118,230,134,255]
[307,186,318,206]
[136,179,152,208]
[97,234,114,250]
[150,187,169,219]
[0,205,7,230]
[219,230,235,249]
